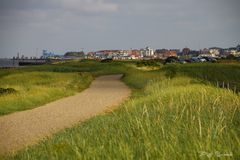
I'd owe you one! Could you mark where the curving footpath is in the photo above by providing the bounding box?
[0,74,131,154]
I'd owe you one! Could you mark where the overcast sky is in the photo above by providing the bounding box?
[0,0,240,58]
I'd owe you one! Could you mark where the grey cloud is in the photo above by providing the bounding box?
[0,0,239,58]
[60,0,119,13]
[0,0,119,13]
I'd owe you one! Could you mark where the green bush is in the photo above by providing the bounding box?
[0,88,16,95]
[136,60,163,67]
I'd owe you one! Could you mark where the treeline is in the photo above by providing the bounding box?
[64,51,85,57]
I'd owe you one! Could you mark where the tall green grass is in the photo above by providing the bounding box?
[163,63,240,91]
[4,76,239,159]
[0,60,141,115]
[0,71,93,115]
[1,61,240,159]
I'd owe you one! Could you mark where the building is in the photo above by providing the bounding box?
[182,50,199,57]
[88,50,121,59]
[182,48,191,55]
[168,50,177,57]
[209,47,221,57]
[41,50,55,59]
[131,50,141,59]
[140,47,154,57]
[221,47,240,57]
[155,49,177,59]
[228,48,240,56]
[86,52,95,59]
[88,49,142,60]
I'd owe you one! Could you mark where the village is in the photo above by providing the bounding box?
[1,44,240,68]
[86,45,240,61]
[40,44,240,61]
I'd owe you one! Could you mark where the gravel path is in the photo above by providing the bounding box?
[0,74,131,154]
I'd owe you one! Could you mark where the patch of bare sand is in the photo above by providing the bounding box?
[0,74,131,154]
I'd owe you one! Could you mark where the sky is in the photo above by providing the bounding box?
[0,0,240,58]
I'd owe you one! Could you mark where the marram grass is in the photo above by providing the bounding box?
[4,76,239,160]
[0,71,93,115]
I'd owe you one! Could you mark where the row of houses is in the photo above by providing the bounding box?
[11,45,240,62]
[86,44,240,60]
[87,47,176,60]
[179,46,240,58]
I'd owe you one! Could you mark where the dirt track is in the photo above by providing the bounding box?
[0,74,131,154]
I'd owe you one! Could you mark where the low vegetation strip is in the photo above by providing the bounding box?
[0,74,131,154]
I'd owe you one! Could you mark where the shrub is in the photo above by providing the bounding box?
[0,88,17,95]
[136,60,163,67]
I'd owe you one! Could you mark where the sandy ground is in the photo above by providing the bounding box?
[0,74,131,154]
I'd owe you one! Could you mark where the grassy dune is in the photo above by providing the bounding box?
[0,60,130,115]
[0,71,93,115]
[163,63,240,92]
[5,76,239,160]
[1,61,240,159]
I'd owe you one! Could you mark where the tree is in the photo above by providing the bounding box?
[64,51,85,57]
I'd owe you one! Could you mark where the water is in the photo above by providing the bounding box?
[0,59,19,68]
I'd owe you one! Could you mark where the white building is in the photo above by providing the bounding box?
[209,48,220,56]
[230,49,240,56]
[140,47,154,57]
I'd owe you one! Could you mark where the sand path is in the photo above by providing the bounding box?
[0,74,131,154]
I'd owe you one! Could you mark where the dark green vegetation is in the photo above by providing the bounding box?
[136,59,163,67]
[1,61,240,159]
[0,88,16,95]
[64,51,85,57]
[164,63,240,92]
